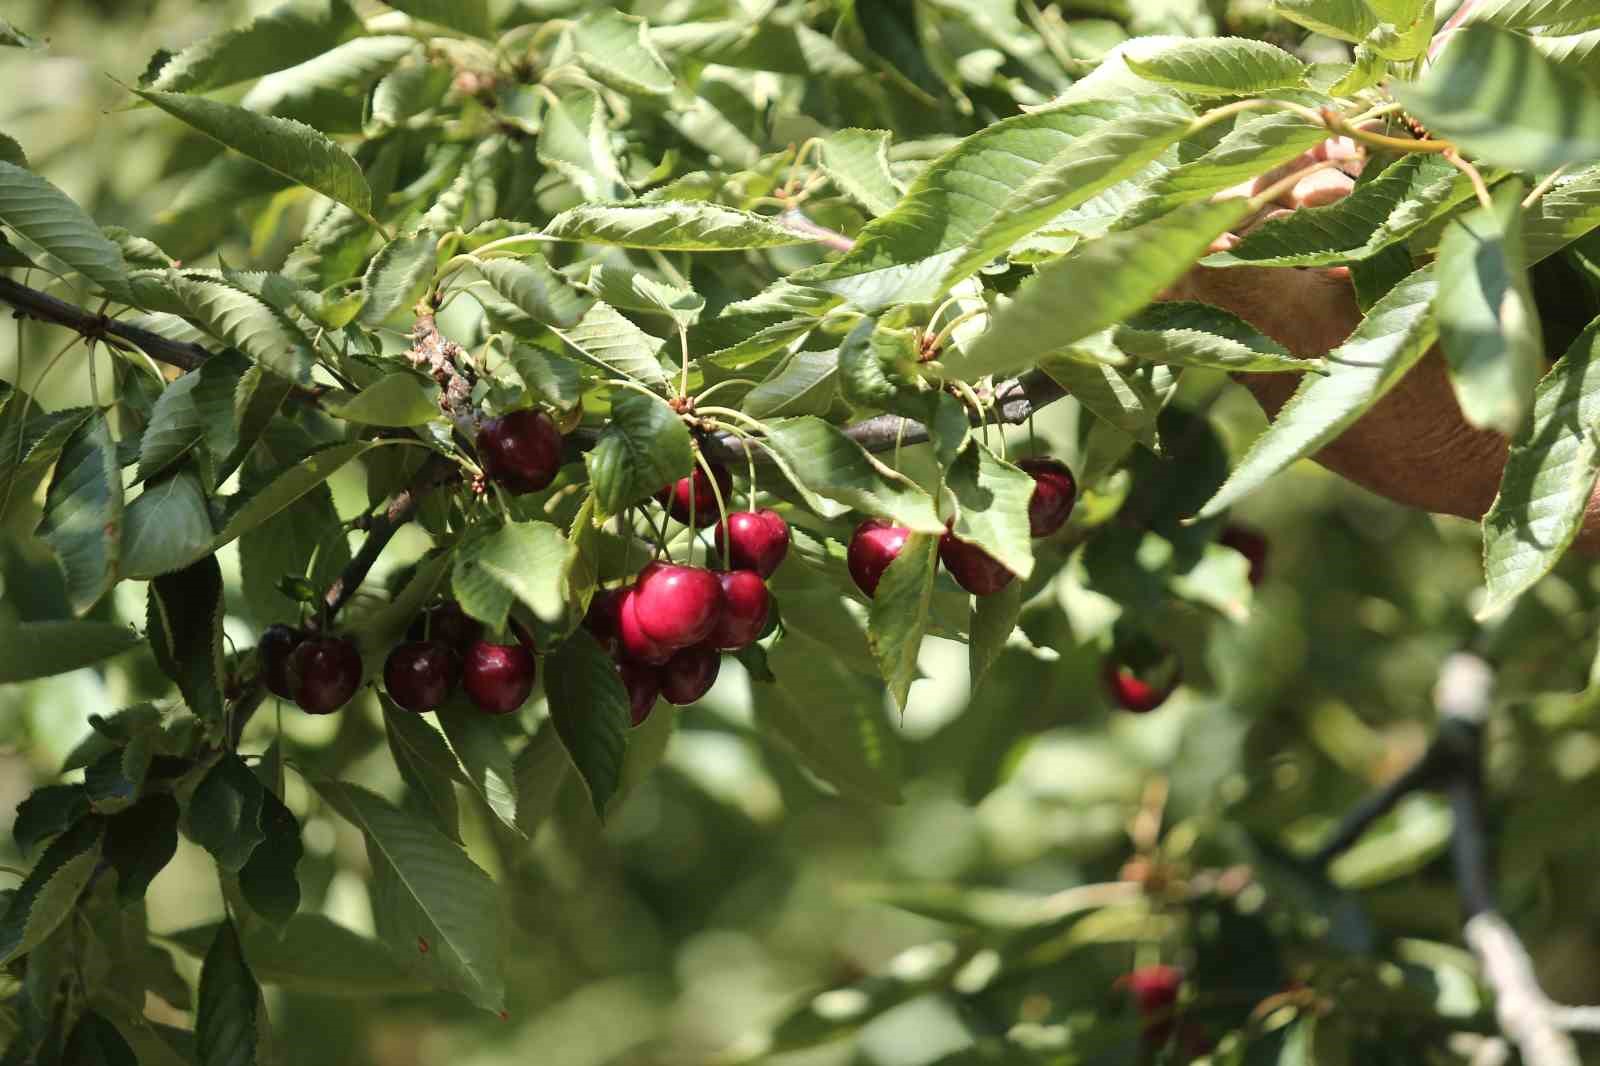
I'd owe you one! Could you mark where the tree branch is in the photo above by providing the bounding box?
[0,274,212,372]
[323,453,457,617]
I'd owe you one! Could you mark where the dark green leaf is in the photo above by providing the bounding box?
[583,393,694,522]
[63,1012,138,1066]
[359,231,439,325]
[945,441,1035,580]
[122,467,215,579]
[383,700,462,841]
[762,417,944,533]
[0,817,103,965]
[13,786,90,855]
[1116,302,1316,373]
[821,129,899,217]
[542,630,631,818]
[147,554,226,719]
[237,788,302,929]
[186,755,267,873]
[103,794,179,904]
[0,162,129,299]
[0,620,140,684]
[196,919,262,1066]
[84,741,151,814]
[969,581,1022,696]
[39,412,123,616]
[436,700,522,835]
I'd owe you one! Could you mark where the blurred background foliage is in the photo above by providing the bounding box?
[4,1,1600,1065]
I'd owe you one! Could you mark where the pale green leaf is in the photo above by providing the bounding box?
[359,231,439,325]
[821,129,900,217]
[382,700,462,841]
[945,441,1035,579]
[0,162,129,299]
[867,532,939,714]
[436,701,522,836]
[552,301,668,386]
[1116,302,1318,372]
[969,581,1022,696]
[743,349,842,419]
[543,201,814,251]
[382,0,491,37]
[763,416,944,533]
[583,393,694,523]
[330,373,439,427]
[1125,37,1308,94]
[144,0,360,95]
[571,9,675,96]
[1467,0,1600,28]
[1271,0,1379,41]
[537,90,629,203]
[452,519,577,631]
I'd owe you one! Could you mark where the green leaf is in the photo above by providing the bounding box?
[969,581,1022,696]
[383,0,491,38]
[945,441,1035,579]
[186,755,267,873]
[436,700,523,835]
[122,467,215,579]
[588,265,703,327]
[134,89,373,221]
[1126,37,1308,93]
[867,532,938,713]
[0,620,140,683]
[359,231,439,325]
[947,200,1249,382]
[552,300,669,386]
[103,794,179,904]
[0,162,129,299]
[0,817,102,965]
[763,417,944,533]
[571,9,675,96]
[368,59,453,134]
[1199,266,1438,517]
[238,472,348,623]
[39,412,123,616]
[475,255,593,331]
[452,519,581,636]
[144,0,360,95]
[13,787,90,855]
[542,630,632,818]
[1395,26,1600,172]
[821,129,900,217]
[168,274,318,385]
[537,90,629,203]
[0,403,91,534]
[1468,0,1600,29]
[147,554,226,719]
[383,701,462,841]
[583,393,694,522]
[542,202,814,251]
[214,440,382,547]
[331,373,439,427]
[312,780,505,1011]
[168,915,427,998]
[196,919,262,1066]
[1437,179,1543,434]
[63,1011,139,1066]
[1116,302,1316,372]
[1523,165,1600,264]
[84,742,151,815]
[512,724,570,837]
[0,16,41,48]
[743,349,843,419]
[238,789,302,929]
[1272,0,1379,40]
[1481,318,1600,615]
[505,342,583,410]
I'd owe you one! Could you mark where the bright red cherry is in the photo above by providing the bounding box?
[706,571,770,651]
[477,408,563,495]
[1218,524,1269,587]
[939,532,1014,596]
[1102,657,1180,713]
[1121,965,1184,1042]
[658,463,731,527]
[617,658,660,726]
[258,624,304,700]
[633,564,724,650]
[407,601,483,652]
[383,640,457,713]
[1017,457,1077,538]
[659,645,720,706]
[462,640,536,714]
[617,587,672,665]
[715,510,790,577]
[847,519,911,598]
[287,635,362,714]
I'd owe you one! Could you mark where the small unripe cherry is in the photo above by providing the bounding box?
[1017,457,1077,538]
[258,624,304,700]
[461,640,536,715]
[287,635,363,715]
[938,532,1014,596]
[847,519,911,598]
[658,463,731,527]
[617,658,660,726]
[633,563,725,650]
[659,645,721,706]
[383,640,457,713]
[1218,524,1269,586]
[715,509,790,577]
[706,570,770,651]
[477,408,563,495]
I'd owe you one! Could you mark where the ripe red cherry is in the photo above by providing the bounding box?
[582,588,622,654]
[477,408,563,495]
[658,463,731,527]
[287,635,362,714]
[1120,965,1184,1042]
[407,601,483,652]
[1103,657,1180,713]
[1218,524,1269,586]
[715,510,790,577]
[617,658,660,726]
[616,586,672,665]
[462,640,536,714]
[659,645,721,706]
[633,564,725,650]
[847,519,911,598]
[1017,457,1077,538]
[258,624,304,700]
[706,571,770,651]
[939,532,1014,596]
[383,640,457,713]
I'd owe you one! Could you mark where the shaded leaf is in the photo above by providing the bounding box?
[969,581,1022,695]
[168,915,427,998]
[763,417,944,533]
[122,466,214,579]
[537,90,628,203]
[13,786,90,855]
[383,700,463,841]
[552,301,668,385]
[238,789,302,928]
[103,794,179,904]
[867,532,939,713]
[196,919,262,1066]
[0,817,102,965]
[0,620,140,684]
[359,231,439,325]
[331,373,439,427]
[583,393,694,522]
[0,162,128,299]
[186,755,267,873]
[436,700,523,835]
[38,412,123,615]
[542,630,631,818]
[1116,301,1317,373]
[945,441,1035,579]
[147,554,226,719]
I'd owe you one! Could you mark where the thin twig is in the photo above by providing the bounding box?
[322,453,457,617]
[0,275,211,372]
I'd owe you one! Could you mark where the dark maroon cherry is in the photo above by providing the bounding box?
[582,588,622,654]
[715,509,790,578]
[617,658,660,727]
[462,640,536,715]
[258,624,304,700]
[633,563,725,650]
[659,645,721,706]
[658,463,731,527]
[1017,457,1077,538]
[407,600,483,652]
[939,532,1014,596]
[616,586,672,665]
[384,640,457,713]
[287,635,362,715]
[1218,524,1269,587]
[1102,658,1180,713]
[477,408,563,495]
[847,519,911,598]
[706,570,770,651]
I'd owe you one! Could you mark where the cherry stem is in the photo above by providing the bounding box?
[694,448,732,569]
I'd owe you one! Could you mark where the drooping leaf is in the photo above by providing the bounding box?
[238,453,349,622]
[945,441,1035,580]
[1125,37,1308,94]
[213,440,383,547]
[383,700,463,841]
[13,786,90,855]
[1468,0,1600,26]
[571,9,675,96]
[552,301,669,385]
[62,1011,139,1066]
[1199,266,1438,517]
[144,0,360,95]
[1395,26,1600,172]
[474,255,593,331]
[512,724,570,837]
[167,274,318,384]
[1436,179,1543,434]
[821,129,900,217]
[38,412,123,616]
[436,700,524,836]
[0,817,103,965]
[542,630,632,818]
[867,532,939,714]
[195,919,262,1066]
[0,620,140,684]
[0,162,129,299]
[312,780,505,1011]
[359,231,439,325]
[743,349,843,419]
[537,90,629,203]
[542,202,815,251]
[168,915,427,998]
[330,373,439,427]
[83,742,151,815]
[969,581,1023,696]
[762,417,944,533]
[122,467,215,579]
[186,755,267,873]
[102,794,179,904]
[583,393,694,522]
[147,554,226,719]
[1271,0,1379,41]
[1481,318,1600,615]
[238,788,303,929]
[1115,301,1316,372]
[134,89,373,220]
